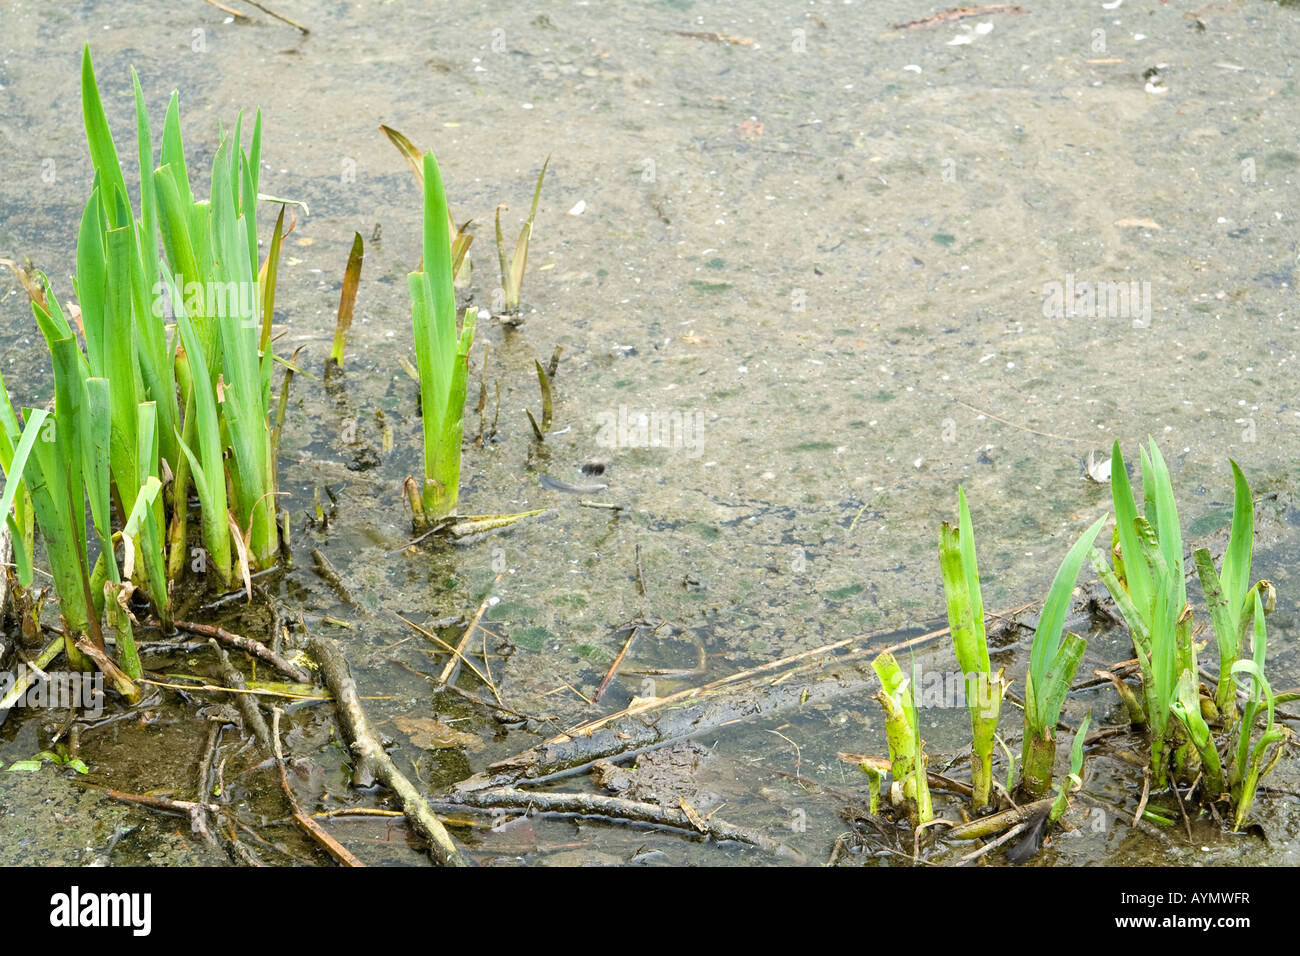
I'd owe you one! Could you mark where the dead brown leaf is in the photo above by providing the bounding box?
[1114,217,1163,230]
[394,715,484,751]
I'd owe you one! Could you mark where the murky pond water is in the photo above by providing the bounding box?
[0,0,1298,865]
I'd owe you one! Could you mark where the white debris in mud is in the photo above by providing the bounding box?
[567,200,586,216]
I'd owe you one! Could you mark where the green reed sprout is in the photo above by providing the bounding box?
[1191,460,1271,726]
[495,157,548,313]
[1020,514,1107,799]
[1049,712,1091,824]
[405,150,478,528]
[1228,592,1291,830]
[380,125,473,281]
[872,650,934,827]
[0,371,36,595]
[938,487,1004,810]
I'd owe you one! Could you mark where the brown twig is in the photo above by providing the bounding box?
[99,788,220,816]
[220,820,265,866]
[202,0,248,17]
[594,620,644,704]
[1133,768,1152,827]
[956,821,1029,865]
[634,544,647,597]
[1170,778,1195,842]
[564,615,968,740]
[311,548,353,604]
[174,619,310,682]
[211,641,274,754]
[307,636,468,866]
[195,722,222,802]
[400,613,501,705]
[388,656,545,723]
[438,574,502,684]
[893,5,1028,31]
[271,708,364,866]
[950,397,1086,444]
[238,0,309,32]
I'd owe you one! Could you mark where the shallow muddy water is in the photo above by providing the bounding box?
[0,0,1298,865]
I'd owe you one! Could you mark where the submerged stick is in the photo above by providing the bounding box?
[594,620,645,704]
[438,573,502,685]
[939,797,1055,842]
[442,787,800,860]
[451,615,984,794]
[99,787,221,816]
[212,641,274,754]
[271,708,364,867]
[307,636,468,866]
[238,0,309,32]
[311,548,354,604]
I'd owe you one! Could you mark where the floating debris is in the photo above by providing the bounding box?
[540,475,608,494]
[892,5,1027,31]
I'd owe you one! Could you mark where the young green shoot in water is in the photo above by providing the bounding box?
[327,232,364,368]
[495,157,549,314]
[1020,513,1107,799]
[1191,459,1270,727]
[404,150,478,527]
[872,650,934,827]
[937,487,1004,810]
[1227,592,1290,830]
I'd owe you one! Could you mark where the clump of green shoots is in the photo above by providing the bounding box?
[1093,441,1288,828]
[396,149,544,536]
[871,650,934,827]
[937,487,1005,810]
[0,48,295,693]
[1019,514,1107,799]
[1089,440,1197,786]
[77,44,289,589]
